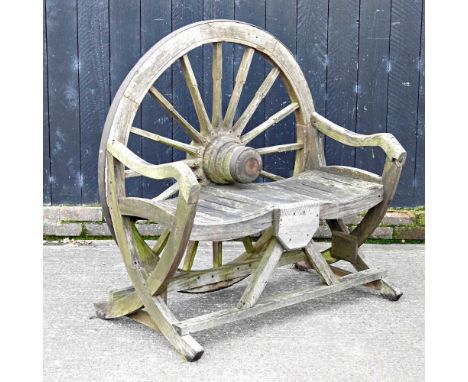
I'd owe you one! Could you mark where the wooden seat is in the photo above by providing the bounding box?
[150,167,382,241]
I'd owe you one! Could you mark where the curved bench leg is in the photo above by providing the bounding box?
[97,211,203,360]
[297,159,404,301]
[353,251,402,301]
[237,238,284,309]
[114,219,203,360]
[325,219,403,301]
[96,156,203,360]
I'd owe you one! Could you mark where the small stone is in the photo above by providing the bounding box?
[381,211,415,226]
[43,222,82,237]
[43,207,60,222]
[369,227,393,239]
[85,223,111,237]
[60,206,102,222]
[394,226,425,240]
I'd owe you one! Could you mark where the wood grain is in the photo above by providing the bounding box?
[386,0,423,206]
[46,0,81,203]
[325,0,359,168]
[354,0,391,176]
[78,0,110,203]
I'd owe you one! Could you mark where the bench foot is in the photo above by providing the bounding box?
[380,279,403,301]
[132,296,204,362]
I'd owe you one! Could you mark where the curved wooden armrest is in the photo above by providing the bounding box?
[311,112,406,164]
[107,140,200,204]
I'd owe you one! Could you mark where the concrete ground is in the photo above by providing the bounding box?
[44,241,424,382]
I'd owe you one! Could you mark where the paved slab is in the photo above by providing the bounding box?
[44,241,424,381]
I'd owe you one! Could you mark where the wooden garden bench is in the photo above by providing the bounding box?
[94,20,406,361]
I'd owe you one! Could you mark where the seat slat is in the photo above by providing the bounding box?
[121,168,384,241]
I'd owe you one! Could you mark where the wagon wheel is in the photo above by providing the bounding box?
[97,20,321,332]
[99,18,321,236]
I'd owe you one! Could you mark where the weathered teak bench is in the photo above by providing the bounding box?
[95,20,406,361]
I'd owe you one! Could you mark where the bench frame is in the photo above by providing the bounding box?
[94,20,406,361]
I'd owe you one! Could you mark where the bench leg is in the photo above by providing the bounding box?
[353,251,402,301]
[303,241,339,285]
[295,218,403,301]
[237,238,284,309]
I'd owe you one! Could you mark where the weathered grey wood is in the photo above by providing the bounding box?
[119,197,174,225]
[152,182,179,201]
[148,86,205,143]
[273,202,319,250]
[128,309,160,332]
[175,268,387,335]
[211,42,223,128]
[152,229,170,256]
[130,127,201,156]
[181,241,198,271]
[238,239,284,309]
[98,248,307,316]
[316,166,382,184]
[98,20,323,239]
[242,236,255,254]
[147,169,383,241]
[95,19,407,361]
[241,103,299,144]
[173,249,305,294]
[312,112,407,162]
[126,159,199,179]
[232,67,280,136]
[96,152,203,361]
[257,142,304,155]
[331,231,359,263]
[212,241,222,268]
[326,213,403,301]
[304,242,339,285]
[180,54,212,135]
[222,47,255,129]
[259,170,284,181]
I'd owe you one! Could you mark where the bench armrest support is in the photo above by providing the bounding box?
[107,140,200,204]
[311,112,406,164]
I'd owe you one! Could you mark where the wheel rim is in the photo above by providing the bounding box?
[99,19,323,241]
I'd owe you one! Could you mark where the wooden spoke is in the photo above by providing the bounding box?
[211,43,223,128]
[125,169,140,178]
[152,182,179,201]
[233,67,280,136]
[130,127,201,156]
[212,241,222,268]
[182,241,199,271]
[152,229,170,256]
[257,142,304,155]
[148,86,205,143]
[222,47,255,129]
[180,54,212,134]
[242,236,255,254]
[240,102,299,144]
[259,170,284,181]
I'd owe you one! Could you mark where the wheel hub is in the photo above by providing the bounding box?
[202,136,262,184]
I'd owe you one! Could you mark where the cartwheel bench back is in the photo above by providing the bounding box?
[94,20,406,361]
